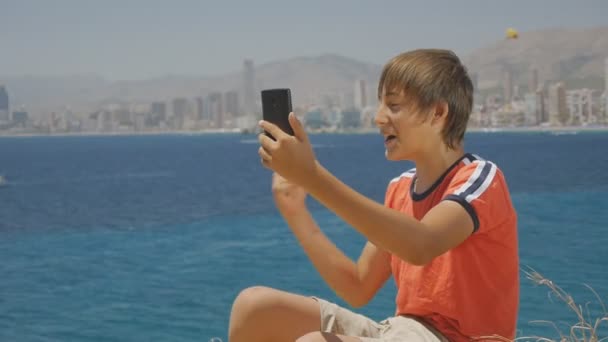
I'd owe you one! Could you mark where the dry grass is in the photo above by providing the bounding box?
[477,267,608,342]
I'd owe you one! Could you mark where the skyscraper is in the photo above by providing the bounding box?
[195,97,205,121]
[224,91,239,118]
[529,67,539,93]
[171,97,190,130]
[150,101,167,126]
[242,59,256,116]
[353,79,367,110]
[503,70,512,105]
[172,98,190,118]
[566,89,594,125]
[604,58,608,95]
[548,82,568,125]
[603,58,608,121]
[207,92,223,128]
[470,72,479,92]
[0,85,9,122]
[523,93,538,126]
[536,88,547,124]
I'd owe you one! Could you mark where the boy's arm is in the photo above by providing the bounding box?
[283,209,392,308]
[306,164,474,266]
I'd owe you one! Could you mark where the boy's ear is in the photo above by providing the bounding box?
[432,101,449,124]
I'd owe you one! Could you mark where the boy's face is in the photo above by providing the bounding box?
[374,88,439,161]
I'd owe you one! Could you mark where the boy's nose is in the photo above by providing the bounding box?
[374,109,388,127]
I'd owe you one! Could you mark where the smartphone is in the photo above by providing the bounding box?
[261,88,294,139]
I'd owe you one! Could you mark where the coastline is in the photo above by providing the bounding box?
[466,125,608,133]
[1,125,607,138]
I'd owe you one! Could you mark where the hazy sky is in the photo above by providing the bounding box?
[2,0,607,80]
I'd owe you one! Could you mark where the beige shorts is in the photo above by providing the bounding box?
[312,297,449,342]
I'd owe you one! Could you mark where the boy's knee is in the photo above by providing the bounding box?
[231,286,279,315]
[295,331,325,342]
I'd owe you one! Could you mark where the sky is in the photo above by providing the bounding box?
[1,0,607,80]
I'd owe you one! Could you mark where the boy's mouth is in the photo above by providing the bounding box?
[385,135,397,143]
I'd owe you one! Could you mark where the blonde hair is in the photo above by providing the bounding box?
[378,49,474,149]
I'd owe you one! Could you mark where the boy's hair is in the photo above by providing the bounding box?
[377,49,474,149]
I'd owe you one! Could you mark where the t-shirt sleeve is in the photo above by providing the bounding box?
[442,161,513,233]
[384,179,401,208]
[384,171,414,209]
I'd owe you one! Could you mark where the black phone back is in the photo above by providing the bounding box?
[261,88,294,137]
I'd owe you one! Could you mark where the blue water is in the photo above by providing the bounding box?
[1,132,607,341]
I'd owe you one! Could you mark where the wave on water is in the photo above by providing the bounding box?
[4,171,176,187]
[240,139,332,148]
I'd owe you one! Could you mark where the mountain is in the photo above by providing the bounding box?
[462,26,608,91]
[1,26,607,118]
[253,54,381,104]
[0,54,382,118]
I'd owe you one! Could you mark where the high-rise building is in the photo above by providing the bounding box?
[195,97,205,121]
[0,85,9,122]
[207,92,223,128]
[523,93,538,126]
[603,94,608,123]
[536,88,547,124]
[503,70,512,104]
[512,85,521,101]
[12,111,28,127]
[529,67,539,93]
[151,102,167,117]
[340,109,362,129]
[604,58,608,120]
[566,89,594,125]
[548,82,569,125]
[171,98,190,129]
[354,79,367,110]
[304,108,324,130]
[172,98,190,118]
[242,59,256,116]
[149,101,167,127]
[224,91,239,118]
[470,72,479,92]
[604,58,608,95]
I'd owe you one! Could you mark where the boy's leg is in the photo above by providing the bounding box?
[382,316,449,342]
[228,286,322,342]
[296,331,365,342]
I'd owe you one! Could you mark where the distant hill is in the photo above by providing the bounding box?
[1,26,606,118]
[462,26,608,91]
[0,54,382,117]
[253,54,381,104]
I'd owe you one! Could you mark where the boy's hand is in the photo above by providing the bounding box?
[258,113,318,189]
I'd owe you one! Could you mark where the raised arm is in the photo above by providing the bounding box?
[271,173,391,307]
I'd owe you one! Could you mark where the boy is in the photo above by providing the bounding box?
[228,49,519,341]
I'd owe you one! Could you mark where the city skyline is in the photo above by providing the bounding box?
[2,19,608,135]
[1,53,607,136]
[2,0,607,80]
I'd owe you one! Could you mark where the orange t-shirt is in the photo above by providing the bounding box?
[384,153,519,341]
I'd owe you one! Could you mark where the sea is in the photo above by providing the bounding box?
[0,131,607,341]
